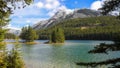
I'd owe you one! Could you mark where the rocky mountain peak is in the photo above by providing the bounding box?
[33,9,101,30]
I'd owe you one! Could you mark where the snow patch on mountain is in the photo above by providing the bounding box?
[33,9,101,30]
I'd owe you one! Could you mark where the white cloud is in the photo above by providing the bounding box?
[52,0,60,7]
[11,5,42,17]
[11,17,47,24]
[47,5,73,16]
[25,24,29,27]
[35,0,61,10]
[110,11,119,16]
[48,10,56,16]
[46,0,53,3]
[58,6,73,14]
[91,0,119,15]
[90,1,102,10]
[26,20,31,23]
[5,24,21,30]
[11,0,69,18]
[45,0,60,10]
[45,3,53,10]
[35,2,44,8]
[9,0,73,29]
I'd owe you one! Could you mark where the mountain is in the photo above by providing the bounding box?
[66,9,101,19]
[8,28,21,36]
[36,16,120,40]
[33,9,101,30]
[33,9,69,29]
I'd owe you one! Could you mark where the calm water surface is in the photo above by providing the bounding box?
[7,40,120,68]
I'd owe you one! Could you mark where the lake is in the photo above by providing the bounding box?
[7,40,120,68]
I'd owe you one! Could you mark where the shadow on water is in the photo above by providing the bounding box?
[76,43,120,68]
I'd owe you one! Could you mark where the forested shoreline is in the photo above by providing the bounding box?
[37,16,120,40]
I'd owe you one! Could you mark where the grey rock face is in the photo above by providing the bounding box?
[33,9,101,30]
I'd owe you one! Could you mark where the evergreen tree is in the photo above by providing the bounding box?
[0,0,33,41]
[76,1,120,67]
[0,44,25,68]
[7,45,25,68]
[100,0,120,17]
[0,0,11,42]
[20,26,38,42]
[0,0,33,68]
[99,0,120,42]
[0,29,6,42]
[5,33,17,39]
[113,32,120,43]
[20,27,28,40]
[50,28,65,43]
[37,16,120,40]
[51,29,57,43]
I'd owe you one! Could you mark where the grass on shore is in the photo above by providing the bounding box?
[24,42,37,45]
[0,42,6,45]
[0,41,38,45]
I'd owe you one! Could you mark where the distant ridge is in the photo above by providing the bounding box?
[33,9,101,30]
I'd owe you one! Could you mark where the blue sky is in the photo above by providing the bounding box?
[8,0,103,30]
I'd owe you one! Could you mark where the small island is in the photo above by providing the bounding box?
[47,28,65,44]
[1,0,120,68]
[19,26,38,44]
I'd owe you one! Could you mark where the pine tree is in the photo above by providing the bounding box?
[100,0,120,42]
[20,26,38,42]
[113,31,120,43]
[0,44,25,68]
[0,29,6,42]
[50,28,65,43]
[0,0,33,68]
[100,0,120,16]
[7,45,25,68]
[20,27,28,40]
[76,1,120,67]
[0,0,11,42]
[0,0,33,41]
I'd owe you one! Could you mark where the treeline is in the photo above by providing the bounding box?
[36,16,120,40]
[20,26,38,42]
[5,33,18,39]
[49,28,65,43]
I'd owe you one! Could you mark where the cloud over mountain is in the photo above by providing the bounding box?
[90,0,103,10]
[9,0,106,30]
[10,0,72,30]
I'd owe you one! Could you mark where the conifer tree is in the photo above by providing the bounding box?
[20,26,38,42]
[50,28,65,43]
[7,45,25,68]
[100,0,120,17]
[0,0,33,68]
[0,0,33,41]
[76,1,120,67]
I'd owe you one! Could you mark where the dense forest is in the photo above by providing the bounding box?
[49,28,65,43]
[37,16,120,40]
[0,0,33,68]
[20,26,38,42]
[5,33,17,39]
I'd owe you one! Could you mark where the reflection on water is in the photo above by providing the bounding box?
[6,40,118,68]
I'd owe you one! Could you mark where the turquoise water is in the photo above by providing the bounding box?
[7,40,120,68]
